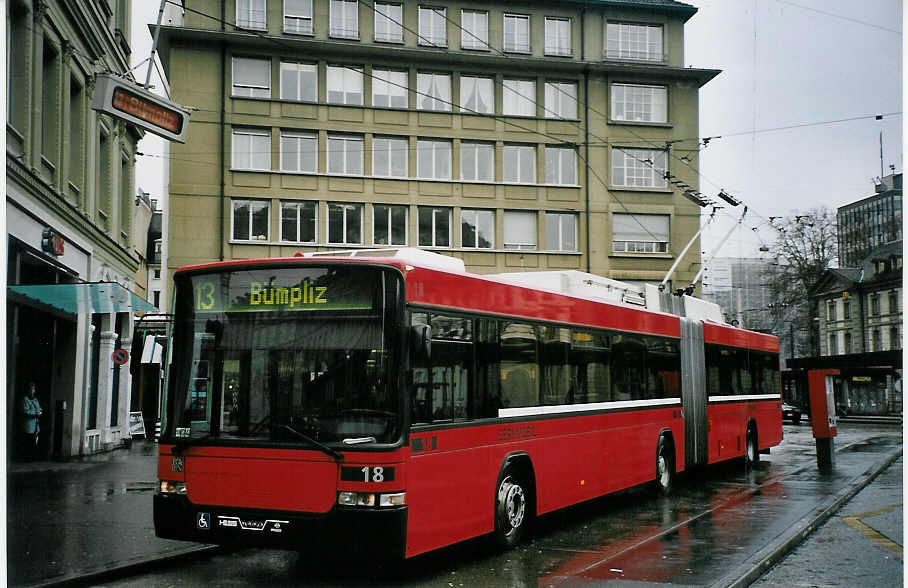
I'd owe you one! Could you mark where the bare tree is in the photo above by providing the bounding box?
[762,207,838,358]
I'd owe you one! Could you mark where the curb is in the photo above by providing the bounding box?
[713,445,904,588]
[28,545,223,588]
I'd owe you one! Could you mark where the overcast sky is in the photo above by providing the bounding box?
[131,0,903,258]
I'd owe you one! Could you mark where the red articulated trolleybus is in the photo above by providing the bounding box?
[154,249,782,559]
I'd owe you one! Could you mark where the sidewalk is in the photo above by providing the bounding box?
[7,441,215,588]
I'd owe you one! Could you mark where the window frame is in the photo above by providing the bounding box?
[371,68,408,109]
[461,9,489,51]
[231,128,271,171]
[544,81,577,120]
[605,21,664,62]
[329,0,359,39]
[611,147,668,189]
[503,13,530,53]
[502,78,536,117]
[610,82,668,124]
[327,202,364,245]
[326,65,364,105]
[418,206,451,247]
[232,56,271,99]
[461,208,495,249]
[237,0,267,30]
[327,133,364,176]
[545,212,577,251]
[371,135,409,178]
[460,141,495,182]
[416,72,452,112]
[460,75,494,114]
[283,0,313,35]
[279,61,317,102]
[416,138,452,180]
[611,213,670,254]
[279,200,318,243]
[374,2,403,43]
[544,145,577,185]
[279,130,318,173]
[231,198,271,241]
[502,143,537,184]
[503,210,538,250]
[373,203,408,246]
[544,16,571,56]
[418,6,447,47]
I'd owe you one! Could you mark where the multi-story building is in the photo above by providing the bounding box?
[6,0,156,458]
[702,257,774,331]
[154,0,718,293]
[837,173,902,267]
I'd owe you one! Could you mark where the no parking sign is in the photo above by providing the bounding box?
[112,349,130,365]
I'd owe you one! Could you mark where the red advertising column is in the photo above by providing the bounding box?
[808,369,839,470]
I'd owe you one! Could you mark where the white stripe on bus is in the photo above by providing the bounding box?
[708,394,781,403]
[498,398,682,419]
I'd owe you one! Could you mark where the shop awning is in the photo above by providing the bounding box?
[8,283,159,316]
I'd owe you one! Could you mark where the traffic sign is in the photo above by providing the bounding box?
[112,349,130,365]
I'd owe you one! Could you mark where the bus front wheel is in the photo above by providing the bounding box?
[656,435,675,495]
[494,468,529,550]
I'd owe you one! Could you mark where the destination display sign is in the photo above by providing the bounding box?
[190,268,378,313]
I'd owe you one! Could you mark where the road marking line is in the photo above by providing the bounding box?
[842,504,903,559]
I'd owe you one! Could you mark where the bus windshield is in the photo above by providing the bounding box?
[167,265,403,447]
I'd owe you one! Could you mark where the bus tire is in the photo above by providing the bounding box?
[745,424,759,467]
[656,435,675,495]
[493,467,530,550]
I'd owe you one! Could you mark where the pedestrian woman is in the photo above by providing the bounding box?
[20,382,42,460]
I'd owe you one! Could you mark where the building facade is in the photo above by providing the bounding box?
[837,173,902,268]
[155,0,717,292]
[6,0,154,458]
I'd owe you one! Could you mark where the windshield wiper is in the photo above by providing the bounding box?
[278,424,344,463]
[171,434,212,455]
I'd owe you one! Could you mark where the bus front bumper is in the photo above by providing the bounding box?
[154,494,407,559]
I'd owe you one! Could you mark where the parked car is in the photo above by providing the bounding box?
[782,402,802,425]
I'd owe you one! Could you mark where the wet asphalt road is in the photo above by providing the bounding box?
[88,423,901,588]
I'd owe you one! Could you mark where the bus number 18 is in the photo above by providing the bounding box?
[361,466,384,482]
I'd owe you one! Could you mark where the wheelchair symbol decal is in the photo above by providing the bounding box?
[197,512,211,530]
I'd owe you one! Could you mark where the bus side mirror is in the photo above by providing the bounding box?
[410,325,431,361]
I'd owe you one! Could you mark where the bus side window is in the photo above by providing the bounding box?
[611,337,646,401]
[476,318,501,418]
[500,322,540,408]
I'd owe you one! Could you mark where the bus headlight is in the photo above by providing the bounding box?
[337,492,406,507]
[159,480,187,495]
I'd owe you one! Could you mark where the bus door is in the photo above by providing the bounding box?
[680,318,707,469]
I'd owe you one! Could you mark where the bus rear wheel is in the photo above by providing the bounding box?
[493,469,529,550]
[656,436,674,495]
[745,425,759,467]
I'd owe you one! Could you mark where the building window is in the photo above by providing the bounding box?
[888,290,898,314]
[612,213,669,253]
[372,136,408,178]
[153,269,162,280]
[872,328,881,352]
[330,0,359,38]
[153,291,161,308]
[374,3,403,42]
[843,299,851,320]
[237,0,267,29]
[461,209,494,248]
[374,204,407,245]
[545,212,577,251]
[280,200,317,243]
[416,139,451,180]
[544,82,577,119]
[503,14,530,53]
[826,300,837,321]
[844,331,853,354]
[280,61,317,102]
[545,146,576,185]
[284,0,313,34]
[327,203,363,244]
[502,79,536,117]
[68,77,85,190]
[890,326,900,350]
[611,83,667,123]
[871,293,880,316]
[232,199,270,241]
[371,69,408,109]
[41,40,60,168]
[327,134,363,175]
[419,6,447,47]
[461,142,494,182]
[611,148,667,188]
[828,333,838,355]
[280,131,317,173]
[606,22,663,62]
[545,17,571,56]
[461,10,488,50]
[503,144,536,184]
[7,4,29,133]
[232,129,271,171]
[418,206,450,247]
[503,210,537,250]
[417,72,451,111]
[232,57,271,98]
[460,76,493,114]
[326,65,363,105]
